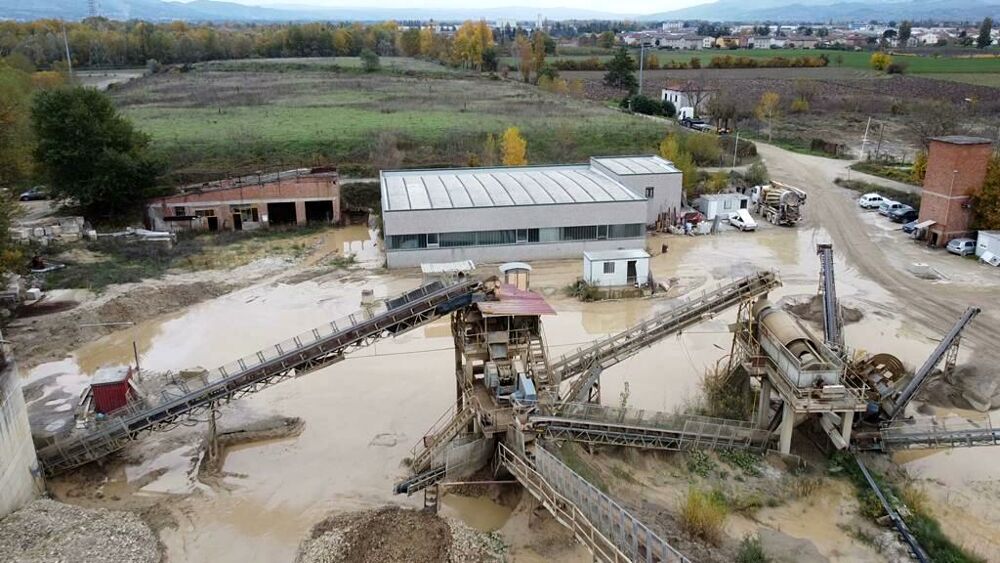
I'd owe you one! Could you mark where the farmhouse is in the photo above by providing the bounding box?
[147,167,340,232]
[380,159,679,268]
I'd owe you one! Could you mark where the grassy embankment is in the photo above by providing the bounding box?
[113,57,669,184]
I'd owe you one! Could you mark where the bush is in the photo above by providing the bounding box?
[685,133,722,165]
[736,534,769,563]
[870,52,892,71]
[680,488,728,545]
[744,161,769,186]
[661,99,677,118]
[622,94,664,116]
[790,97,810,113]
[886,61,908,74]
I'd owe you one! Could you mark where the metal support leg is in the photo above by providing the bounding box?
[840,410,854,447]
[756,379,772,428]
[779,402,794,454]
[207,403,219,464]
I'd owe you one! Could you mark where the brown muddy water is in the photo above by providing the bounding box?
[29,225,999,562]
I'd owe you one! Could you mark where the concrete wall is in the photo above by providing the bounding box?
[590,163,683,226]
[919,138,992,246]
[387,238,645,268]
[382,200,646,236]
[583,256,649,287]
[0,358,40,517]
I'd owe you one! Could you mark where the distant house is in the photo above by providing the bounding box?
[785,36,820,49]
[661,81,714,115]
[147,167,341,233]
[918,32,943,45]
[702,37,715,49]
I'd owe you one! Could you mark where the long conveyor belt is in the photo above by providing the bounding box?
[816,243,843,350]
[38,279,481,476]
[554,271,781,401]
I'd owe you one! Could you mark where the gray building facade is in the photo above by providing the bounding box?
[380,164,649,268]
[589,156,683,226]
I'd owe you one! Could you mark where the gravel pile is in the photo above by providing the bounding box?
[296,506,506,563]
[0,499,160,563]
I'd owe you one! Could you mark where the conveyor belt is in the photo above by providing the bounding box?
[816,243,843,350]
[38,279,480,476]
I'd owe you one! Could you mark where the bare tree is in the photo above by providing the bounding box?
[370,131,403,171]
[904,101,961,148]
[680,73,713,117]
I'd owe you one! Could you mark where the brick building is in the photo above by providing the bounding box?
[917,136,993,247]
[147,167,340,232]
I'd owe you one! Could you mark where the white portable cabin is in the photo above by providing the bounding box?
[696,193,750,221]
[583,249,650,287]
[976,231,1000,266]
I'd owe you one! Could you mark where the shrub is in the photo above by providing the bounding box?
[790,97,810,113]
[870,52,892,71]
[745,161,769,186]
[680,488,728,545]
[685,133,723,165]
[886,61,908,74]
[736,534,769,563]
[911,150,927,184]
[623,94,664,116]
[661,99,677,118]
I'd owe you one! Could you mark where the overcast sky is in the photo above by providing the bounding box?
[214,0,711,15]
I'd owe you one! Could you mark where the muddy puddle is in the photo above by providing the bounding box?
[31,224,998,562]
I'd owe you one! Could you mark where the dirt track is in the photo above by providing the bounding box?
[758,142,1000,364]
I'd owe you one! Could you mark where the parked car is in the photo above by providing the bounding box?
[878,200,907,217]
[728,210,757,232]
[902,220,919,234]
[857,193,886,209]
[889,206,918,223]
[946,238,977,256]
[19,186,48,201]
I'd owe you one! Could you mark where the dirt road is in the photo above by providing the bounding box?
[757,142,1000,364]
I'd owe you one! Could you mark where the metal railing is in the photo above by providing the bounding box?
[551,271,780,389]
[38,278,480,475]
[877,415,999,450]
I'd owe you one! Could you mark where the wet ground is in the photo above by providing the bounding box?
[24,183,1000,561]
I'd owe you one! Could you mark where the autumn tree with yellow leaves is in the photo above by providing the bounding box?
[501,127,527,166]
[453,20,494,70]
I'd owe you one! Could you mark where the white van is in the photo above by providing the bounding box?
[729,209,758,232]
[857,193,885,209]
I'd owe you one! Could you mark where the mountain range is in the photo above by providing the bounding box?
[2,0,998,22]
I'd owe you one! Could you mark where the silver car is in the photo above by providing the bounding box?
[946,238,976,256]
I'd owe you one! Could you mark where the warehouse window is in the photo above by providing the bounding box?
[561,225,598,240]
[608,224,643,239]
[388,234,427,249]
[597,225,608,240]
[603,262,615,274]
[516,229,529,244]
[426,233,439,247]
[645,187,655,198]
[387,223,643,250]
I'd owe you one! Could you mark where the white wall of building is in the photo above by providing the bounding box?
[589,163,683,226]
[583,255,650,287]
[387,238,645,268]
[697,194,749,220]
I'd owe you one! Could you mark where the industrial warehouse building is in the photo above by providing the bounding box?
[380,159,677,268]
[147,167,340,232]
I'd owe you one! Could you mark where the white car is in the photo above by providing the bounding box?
[857,193,885,209]
[878,200,907,216]
[728,210,757,232]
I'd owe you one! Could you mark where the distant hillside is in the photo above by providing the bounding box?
[644,0,1000,22]
[0,0,636,22]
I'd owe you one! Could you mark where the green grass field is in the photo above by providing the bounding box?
[115,62,670,183]
[509,48,1000,76]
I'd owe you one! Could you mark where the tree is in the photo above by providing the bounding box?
[971,156,1000,229]
[905,100,960,148]
[501,127,527,166]
[679,74,712,117]
[0,63,35,193]
[32,87,162,219]
[755,91,780,142]
[977,17,994,49]
[870,52,892,71]
[603,47,637,93]
[360,48,380,71]
[482,133,500,166]
[596,31,615,49]
[370,131,402,171]
[685,134,722,165]
[661,99,677,118]
[514,33,532,82]
[911,150,927,184]
[745,162,769,186]
[658,134,697,190]
[705,170,729,193]
[898,21,912,46]
[790,97,809,113]
[531,32,548,82]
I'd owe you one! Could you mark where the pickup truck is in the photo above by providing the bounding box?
[680,118,713,133]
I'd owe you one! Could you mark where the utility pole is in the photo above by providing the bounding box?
[638,42,645,96]
[61,22,73,78]
[860,116,872,160]
[732,130,740,167]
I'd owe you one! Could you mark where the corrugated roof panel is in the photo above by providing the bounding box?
[507,172,555,204]
[564,169,614,201]
[439,175,472,208]
[532,172,575,203]
[458,174,494,207]
[598,158,630,175]
[542,171,593,203]
[476,174,514,206]
[404,177,432,210]
[585,169,640,200]
[492,173,533,205]
[423,176,452,208]
[384,175,410,211]
[593,156,680,175]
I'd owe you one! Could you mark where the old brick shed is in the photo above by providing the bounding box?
[147,167,340,232]
[918,136,993,247]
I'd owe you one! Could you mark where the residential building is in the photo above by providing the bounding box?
[661,83,713,115]
[702,37,715,49]
[589,156,683,225]
[785,36,820,49]
[147,167,340,232]
[380,160,670,268]
[917,136,993,247]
